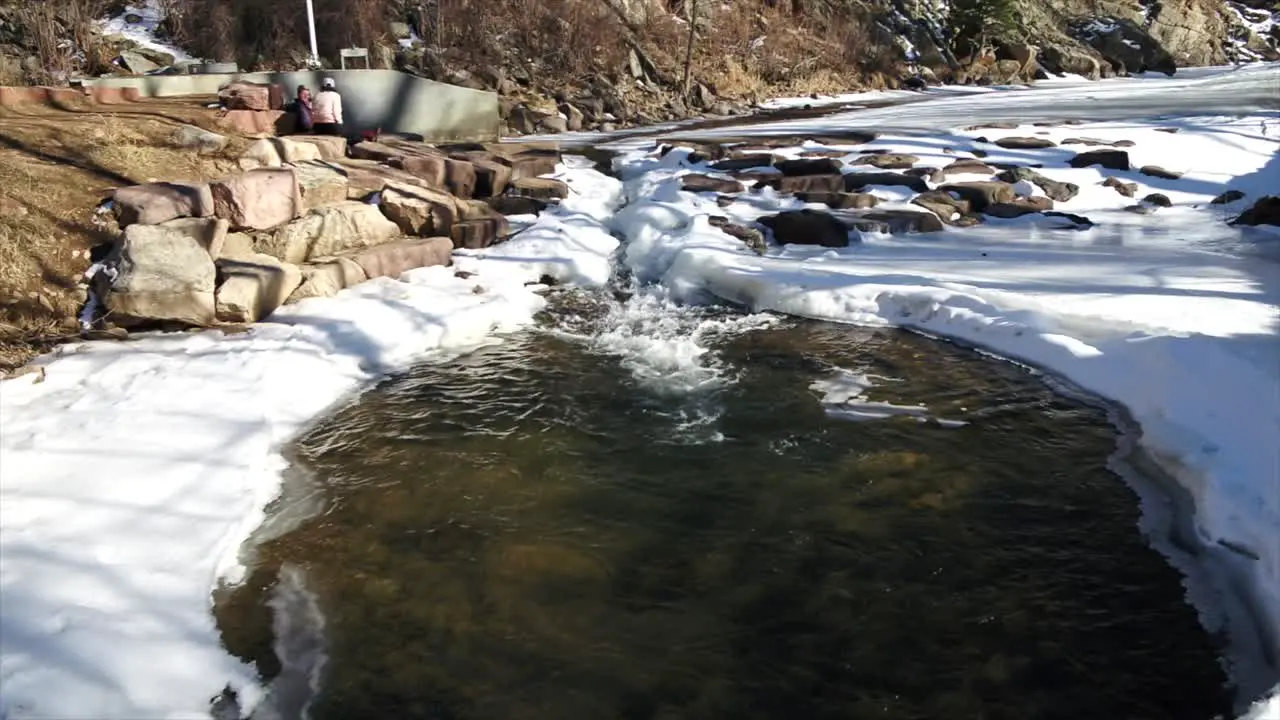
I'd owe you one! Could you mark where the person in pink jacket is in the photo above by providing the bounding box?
[311,77,344,136]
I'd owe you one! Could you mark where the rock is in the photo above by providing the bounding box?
[966,122,1020,131]
[118,50,161,75]
[985,196,1054,218]
[1211,190,1246,205]
[212,169,304,231]
[1124,204,1157,215]
[1142,193,1172,207]
[380,184,460,237]
[391,154,449,188]
[1044,211,1095,228]
[842,172,928,193]
[241,138,284,169]
[510,177,570,200]
[256,201,400,263]
[451,218,511,249]
[1102,177,1139,197]
[215,252,302,323]
[912,190,972,223]
[1061,137,1136,148]
[940,159,997,179]
[559,103,584,132]
[155,217,231,258]
[219,109,295,137]
[287,258,368,302]
[293,160,350,211]
[218,232,255,259]
[218,82,275,111]
[993,137,1057,149]
[1139,165,1182,180]
[775,174,845,194]
[467,156,514,198]
[114,182,214,226]
[457,199,506,222]
[508,149,562,180]
[693,83,716,110]
[1232,196,1280,226]
[759,210,850,248]
[350,237,454,279]
[172,125,228,154]
[1041,46,1102,80]
[939,181,1017,212]
[795,192,880,210]
[105,222,217,326]
[487,195,549,215]
[681,174,744,193]
[537,115,569,134]
[709,219,766,255]
[508,106,539,135]
[852,153,919,170]
[390,21,411,38]
[1069,149,1130,170]
[443,158,478,199]
[710,154,777,172]
[350,140,412,163]
[289,135,347,161]
[860,210,944,233]
[996,167,1079,202]
[775,158,843,176]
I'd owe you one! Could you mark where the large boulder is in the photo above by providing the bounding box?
[1039,45,1102,80]
[292,160,350,211]
[389,154,448,188]
[1076,17,1177,75]
[215,253,302,323]
[339,159,434,199]
[218,81,284,111]
[759,210,850,248]
[155,217,231,258]
[507,148,561,180]
[381,184,461,236]
[996,167,1078,202]
[350,237,454,279]
[939,181,1017,212]
[444,158,478,199]
[114,182,214,226]
[912,190,973,224]
[289,135,347,161]
[211,169,304,231]
[795,191,880,210]
[104,222,217,326]
[255,201,400,263]
[487,195,549,216]
[461,155,512,198]
[287,258,368,302]
[775,157,843,176]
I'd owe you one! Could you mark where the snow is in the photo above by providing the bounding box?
[97,1,193,64]
[0,166,618,719]
[605,77,1280,706]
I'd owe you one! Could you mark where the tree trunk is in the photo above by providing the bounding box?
[682,0,698,95]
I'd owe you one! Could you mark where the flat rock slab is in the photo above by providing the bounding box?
[114,182,214,226]
[940,159,997,179]
[795,191,881,210]
[351,237,454,279]
[939,181,1017,212]
[293,160,351,211]
[681,174,744,193]
[451,217,511,249]
[256,201,400,263]
[287,258,368,303]
[1061,137,1136,148]
[842,172,928,193]
[852,153,919,170]
[510,177,570,200]
[858,209,944,233]
[709,154,778,172]
[381,183,461,237]
[1139,165,1183,180]
[985,196,1054,218]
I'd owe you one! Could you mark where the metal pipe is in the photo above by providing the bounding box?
[305,0,319,67]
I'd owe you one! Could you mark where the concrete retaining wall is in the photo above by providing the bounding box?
[82,70,500,142]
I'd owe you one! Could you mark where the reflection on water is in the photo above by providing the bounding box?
[217,318,1230,720]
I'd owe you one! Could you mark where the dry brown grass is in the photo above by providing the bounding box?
[0,98,244,370]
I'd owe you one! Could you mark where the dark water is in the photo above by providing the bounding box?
[217,312,1230,720]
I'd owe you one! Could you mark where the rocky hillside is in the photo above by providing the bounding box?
[1,0,1276,133]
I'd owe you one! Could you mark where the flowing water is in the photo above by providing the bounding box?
[216,286,1232,720]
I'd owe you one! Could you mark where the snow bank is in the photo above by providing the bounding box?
[611,112,1280,704]
[0,167,620,719]
[97,1,193,63]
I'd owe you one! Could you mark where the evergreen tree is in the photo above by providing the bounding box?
[948,0,1020,55]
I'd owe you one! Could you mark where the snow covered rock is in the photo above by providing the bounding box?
[255,201,400,263]
[996,167,1079,202]
[104,222,217,326]
[114,182,214,226]
[759,209,851,248]
[940,159,997,179]
[852,153,919,170]
[1232,195,1280,226]
[985,196,1055,218]
[1211,190,1246,205]
[1139,165,1183,180]
[211,168,304,231]
[1101,176,1139,197]
[171,125,228,154]
[912,190,972,223]
[993,137,1057,149]
[214,253,302,323]
[349,237,454,279]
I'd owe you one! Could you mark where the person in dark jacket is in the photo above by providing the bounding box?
[291,85,313,133]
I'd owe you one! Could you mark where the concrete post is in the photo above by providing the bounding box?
[305,0,319,66]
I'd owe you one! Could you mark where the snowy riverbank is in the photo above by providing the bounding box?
[2,66,1279,717]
